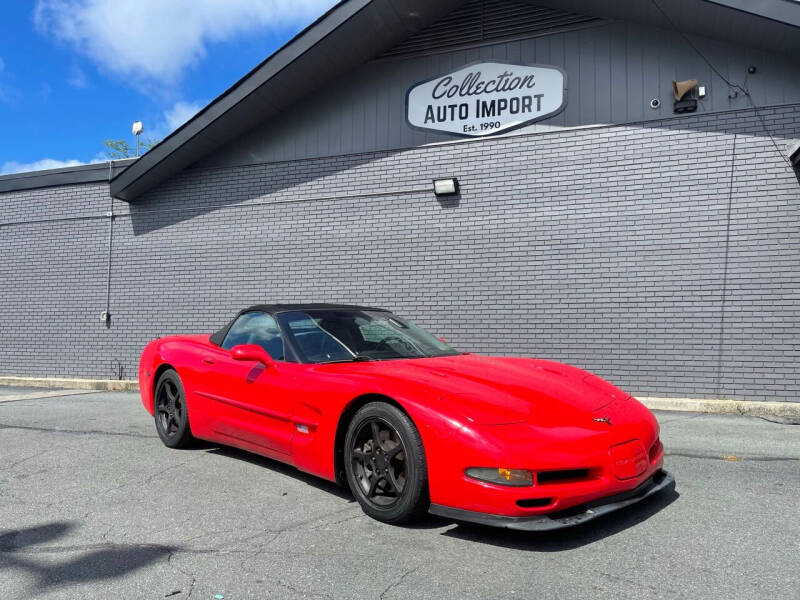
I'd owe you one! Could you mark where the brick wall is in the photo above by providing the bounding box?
[1,105,798,401]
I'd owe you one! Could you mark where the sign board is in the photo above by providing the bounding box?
[406,62,566,137]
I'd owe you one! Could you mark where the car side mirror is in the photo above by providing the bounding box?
[230,344,276,368]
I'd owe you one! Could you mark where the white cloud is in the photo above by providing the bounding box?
[33,0,336,84]
[164,100,205,132]
[1,158,85,175]
[137,99,207,145]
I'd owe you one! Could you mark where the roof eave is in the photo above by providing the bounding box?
[705,0,800,28]
[110,0,463,202]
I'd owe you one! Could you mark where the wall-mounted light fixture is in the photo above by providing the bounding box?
[789,141,800,167]
[433,177,459,196]
[789,141,800,180]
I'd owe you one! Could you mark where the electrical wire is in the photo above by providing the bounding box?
[649,0,794,168]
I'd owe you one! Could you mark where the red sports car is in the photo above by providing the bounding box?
[139,304,673,529]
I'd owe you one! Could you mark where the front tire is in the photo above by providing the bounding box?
[153,369,194,448]
[344,402,429,524]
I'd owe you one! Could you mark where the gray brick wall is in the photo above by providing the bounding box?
[1,105,798,401]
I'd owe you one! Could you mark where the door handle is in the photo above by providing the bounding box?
[202,358,215,365]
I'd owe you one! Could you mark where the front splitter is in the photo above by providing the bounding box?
[429,469,676,531]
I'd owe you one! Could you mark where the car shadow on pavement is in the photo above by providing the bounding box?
[203,445,355,501]
[440,487,680,551]
[0,521,175,594]
[189,444,453,529]
[184,443,680,541]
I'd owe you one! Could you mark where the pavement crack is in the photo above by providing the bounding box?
[1,541,174,555]
[4,449,51,470]
[0,422,155,439]
[219,505,356,551]
[379,565,420,600]
[99,456,205,496]
[101,525,113,542]
[322,512,362,527]
[185,576,196,599]
[274,578,334,600]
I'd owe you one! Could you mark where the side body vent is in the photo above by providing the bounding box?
[379,0,602,59]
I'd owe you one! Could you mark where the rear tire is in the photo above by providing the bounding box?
[153,369,194,449]
[344,402,429,524]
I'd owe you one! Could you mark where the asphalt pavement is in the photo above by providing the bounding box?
[1,387,798,599]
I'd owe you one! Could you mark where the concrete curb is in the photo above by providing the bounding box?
[1,377,798,417]
[638,396,800,418]
[0,376,139,392]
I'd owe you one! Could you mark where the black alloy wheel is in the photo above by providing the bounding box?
[344,402,428,524]
[154,369,194,448]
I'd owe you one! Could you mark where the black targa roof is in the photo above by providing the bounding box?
[240,303,389,314]
[209,303,391,346]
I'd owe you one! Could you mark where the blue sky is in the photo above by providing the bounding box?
[0,0,336,174]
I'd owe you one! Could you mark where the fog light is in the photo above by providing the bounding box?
[465,467,533,487]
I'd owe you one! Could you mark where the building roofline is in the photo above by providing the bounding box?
[109,0,462,202]
[705,0,800,28]
[0,159,136,194]
[110,0,365,201]
[101,0,799,202]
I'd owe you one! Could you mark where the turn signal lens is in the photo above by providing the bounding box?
[465,467,533,487]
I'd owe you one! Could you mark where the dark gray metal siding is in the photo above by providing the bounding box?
[2,105,798,402]
[379,0,602,58]
[197,18,800,169]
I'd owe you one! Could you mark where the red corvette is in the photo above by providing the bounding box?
[139,304,673,529]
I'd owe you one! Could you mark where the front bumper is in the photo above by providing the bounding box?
[429,469,675,531]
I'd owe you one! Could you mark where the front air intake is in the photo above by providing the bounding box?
[537,469,591,484]
[516,497,552,508]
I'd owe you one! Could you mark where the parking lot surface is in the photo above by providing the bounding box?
[1,388,798,599]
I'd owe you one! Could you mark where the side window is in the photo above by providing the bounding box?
[221,312,284,360]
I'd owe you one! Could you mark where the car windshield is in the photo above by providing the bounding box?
[276,310,460,363]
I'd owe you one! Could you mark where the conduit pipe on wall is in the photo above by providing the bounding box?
[101,160,115,328]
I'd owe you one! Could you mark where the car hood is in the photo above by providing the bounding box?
[327,354,630,425]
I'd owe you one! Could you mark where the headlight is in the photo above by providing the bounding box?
[465,467,533,487]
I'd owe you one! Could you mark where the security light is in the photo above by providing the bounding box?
[789,140,800,168]
[433,178,458,196]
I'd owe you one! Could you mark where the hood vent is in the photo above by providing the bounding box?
[379,0,601,59]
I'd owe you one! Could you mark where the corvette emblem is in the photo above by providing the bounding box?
[593,416,612,425]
